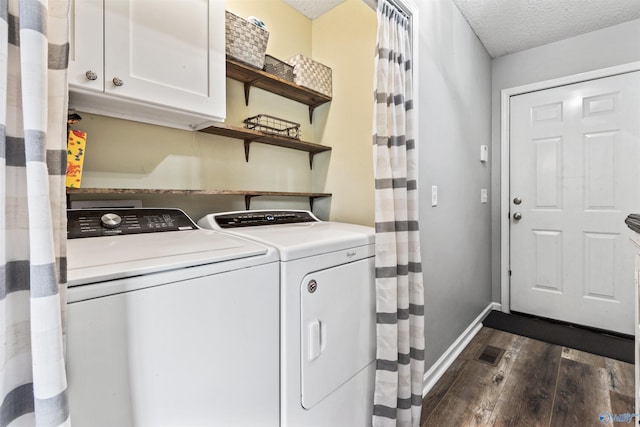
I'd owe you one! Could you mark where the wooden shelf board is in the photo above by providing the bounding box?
[66,188,332,198]
[226,58,331,108]
[199,123,331,154]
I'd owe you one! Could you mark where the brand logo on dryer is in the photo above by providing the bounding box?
[346,250,357,259]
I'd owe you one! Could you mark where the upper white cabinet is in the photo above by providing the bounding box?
[69,0,226,130]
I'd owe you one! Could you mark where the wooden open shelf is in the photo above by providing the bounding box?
[226,57,331,123]
[199,123,330,169]
[66,187,332,210]
[67,60,334,211]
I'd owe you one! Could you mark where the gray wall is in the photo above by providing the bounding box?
[490,19,640,302]
[417,0,493,369]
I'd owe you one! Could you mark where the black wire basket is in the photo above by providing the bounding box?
[263,55,294,82]
[243,114,301,139]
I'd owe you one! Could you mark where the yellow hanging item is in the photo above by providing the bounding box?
[66,130,87,188]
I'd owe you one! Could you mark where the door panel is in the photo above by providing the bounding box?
[104,0,225,119]
[69,0,104,91]
[510,71,640,335]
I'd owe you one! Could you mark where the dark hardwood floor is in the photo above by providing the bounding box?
[420,327,635,427]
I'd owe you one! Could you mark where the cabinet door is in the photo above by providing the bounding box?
[104,0,225,123]
[69,0,104,92]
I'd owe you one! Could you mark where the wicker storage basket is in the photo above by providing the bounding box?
[244,114,300,139]
[287,54,332,97]
[225,11,269,69]
[263,55,294,82]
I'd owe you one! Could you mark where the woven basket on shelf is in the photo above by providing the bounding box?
[225,11,269,69]
[287,54,332,97]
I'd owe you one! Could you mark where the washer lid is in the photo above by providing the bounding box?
[198,211,374,261]
[68,229,271,286]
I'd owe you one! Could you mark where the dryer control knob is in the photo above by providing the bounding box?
[100,213,122,229]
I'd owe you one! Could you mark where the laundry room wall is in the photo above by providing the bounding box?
[70,0,376,225]
[310,1,377,226]
[489,18,640,302]
[411,0,493,370]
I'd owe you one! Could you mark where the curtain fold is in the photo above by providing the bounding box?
[1,0,70,425]
[372,1,425,427]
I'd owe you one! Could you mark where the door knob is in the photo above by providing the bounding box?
[513,197,522,205]
[513,212,522,221]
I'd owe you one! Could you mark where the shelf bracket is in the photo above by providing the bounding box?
[243,83,252,106]
[243,78,265,106]
[309,196,315,211]
[242,138,261,162]
[244,140,252,162]
[309,153,314,170]
[309,105,315,124]
[244,195,256,210]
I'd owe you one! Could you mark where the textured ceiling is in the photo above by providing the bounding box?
[281,0,346,19]
[451,0,640,58]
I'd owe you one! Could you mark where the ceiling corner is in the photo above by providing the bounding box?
[281,0,347,20]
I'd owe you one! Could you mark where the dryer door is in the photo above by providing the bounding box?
[300,256,375,409]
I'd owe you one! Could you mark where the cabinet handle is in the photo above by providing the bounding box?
[112,77,124,87]
[85,70,98,81]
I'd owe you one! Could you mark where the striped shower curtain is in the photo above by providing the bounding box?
[1,0,70,425]
[372,1,424,427]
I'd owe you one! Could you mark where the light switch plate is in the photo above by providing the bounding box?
[432,186,438,207]
[481,188,488,203]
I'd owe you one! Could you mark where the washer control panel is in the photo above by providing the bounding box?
[214,210,319,228]
[67,208,197,239]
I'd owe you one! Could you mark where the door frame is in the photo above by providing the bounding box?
[499,61,640,314]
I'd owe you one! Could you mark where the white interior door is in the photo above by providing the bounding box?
[509,71,640,335]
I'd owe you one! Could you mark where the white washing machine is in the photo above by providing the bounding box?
[198,210,376,427]
[66,208,280,427]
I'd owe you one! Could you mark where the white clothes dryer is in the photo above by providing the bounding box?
[66,208,280,427]
[198,210,376,427]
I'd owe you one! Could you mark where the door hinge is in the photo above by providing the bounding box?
[509,270,512,276]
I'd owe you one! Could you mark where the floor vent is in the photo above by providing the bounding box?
[475,345,505,366]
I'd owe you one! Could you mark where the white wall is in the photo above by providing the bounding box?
[490,19,640,302]
[416,0,493,369]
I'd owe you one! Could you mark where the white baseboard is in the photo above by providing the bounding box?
[422,302,501,396]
